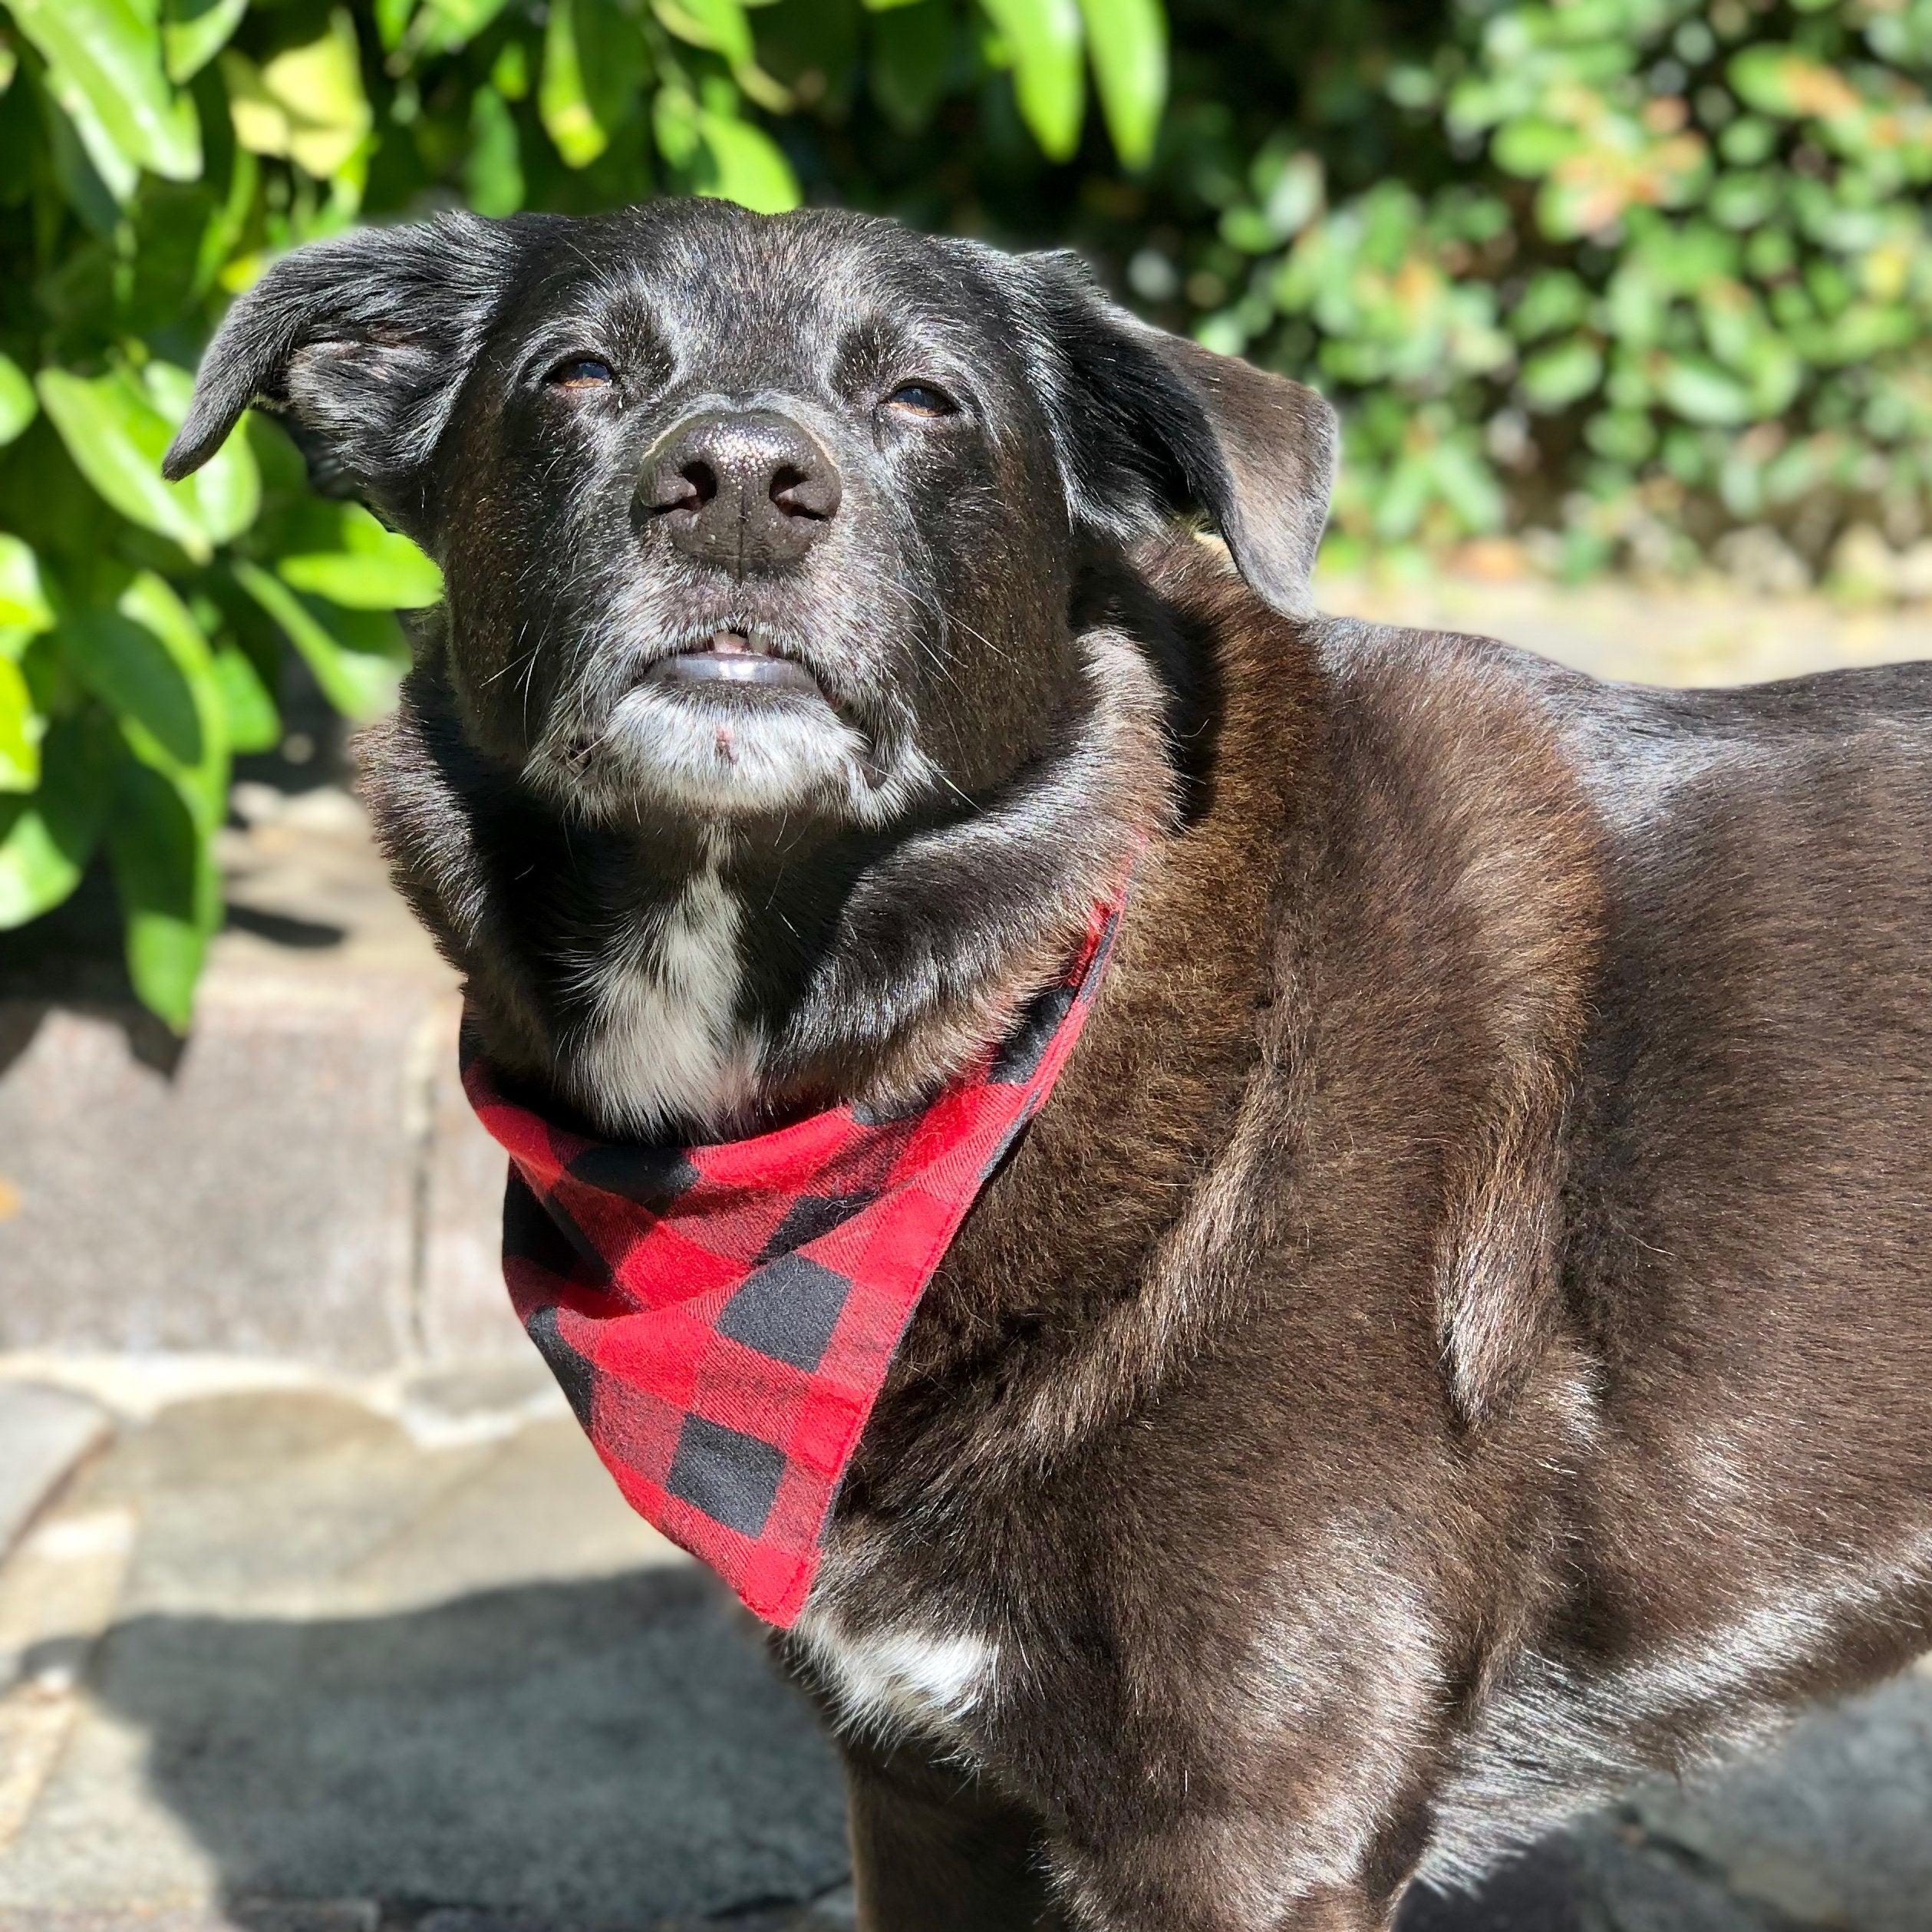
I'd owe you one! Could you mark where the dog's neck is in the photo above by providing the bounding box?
[362,621,1172,1142]
[561,825,760,1139]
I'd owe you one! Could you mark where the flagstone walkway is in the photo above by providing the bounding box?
[3,1364,1932,1932]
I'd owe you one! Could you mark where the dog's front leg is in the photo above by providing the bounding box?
[1044,1841,1406,1932]
[842,1735,1071,1932]
[846,1735,1409,1932]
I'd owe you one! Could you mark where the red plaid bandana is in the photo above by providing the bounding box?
[461,895,1124,1627]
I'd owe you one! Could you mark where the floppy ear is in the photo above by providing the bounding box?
[162,212,537,545]
[1018,252,1338,618]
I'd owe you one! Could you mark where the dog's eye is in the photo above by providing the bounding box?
[549,356,614,390]
[884,382,955,419]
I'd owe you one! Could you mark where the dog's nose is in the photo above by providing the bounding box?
[638,408,841,571]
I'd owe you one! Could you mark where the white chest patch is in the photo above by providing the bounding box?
[793,1609,999,1742]
[568,862,761,1138]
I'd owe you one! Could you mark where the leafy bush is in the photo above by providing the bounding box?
[1190,0,1932,588]
[2,0,1930,1029]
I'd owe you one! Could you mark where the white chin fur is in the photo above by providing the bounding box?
[538,684,905,822]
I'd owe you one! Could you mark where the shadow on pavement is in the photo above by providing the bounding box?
[81,1550,1598,1932]
[84,1568,850,1930]
[75,1516,1926,1930]
[1396,1841,1585,1931]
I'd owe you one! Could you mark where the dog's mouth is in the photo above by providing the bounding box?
[549,615,890,814]
[644,628,826,701]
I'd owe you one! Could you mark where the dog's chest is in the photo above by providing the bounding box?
[792,1602,1000,1745]
[569,865,762,1137]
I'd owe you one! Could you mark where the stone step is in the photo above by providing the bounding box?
[0,785,518,1375]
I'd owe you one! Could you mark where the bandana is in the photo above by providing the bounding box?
[460,895,1123,1627]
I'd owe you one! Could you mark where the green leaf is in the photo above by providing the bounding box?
[1519,338,1604,412]
[60,608,204,770]
[374,0,417,52]
[211,644,279,753]
[8,0,202,184]
[107,756,217,1030]
[1719,116,1778,166]
[539,0,602,166]
[694,107,800,213]
[653,83,702,167]
[276,504,445,610]
[36,59,135,216]
[1657,354,1754,426]
[140,362,260,544]
[0,656,42,793]
[39,364,206,558]
[0,536,54,635]
[230,560,404,720]
[978,0,1084,163]
[1492,115,1580,177]
[37,362,259,562]
[466,83,525,216]
[117,569,229,827]
[0,354,37,447]
[540,0,647,168]
[1251,146,1322,242]
[1709,170,1783,231]
[654,0,754,69]
[1510,269,1589,342]
[1584,409,1657,464]
[162,0,250,83]
[0,710,120,929]
[223,11,373,180]
[1729,46,1860,122]
[420,0,516,52]
[869,1,954,134]
[490,39,530,98]
[1076,0,1164,170]
[1429,439,1505,533]
[1371,451,1433,542]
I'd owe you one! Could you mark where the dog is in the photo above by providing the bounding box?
[166,200,1932,1931]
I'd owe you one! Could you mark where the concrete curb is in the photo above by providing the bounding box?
[0,1387,107,1563]
[0,787,521,1375]
[0,985,519,1373]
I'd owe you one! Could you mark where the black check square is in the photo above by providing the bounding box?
[753,1193,871,1264]
[569,1142,698,1209]
[523,1304,595,1429]
[717,1254,852,1371]
[666,1414,785,1538]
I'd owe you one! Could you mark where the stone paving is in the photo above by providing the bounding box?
[4,1367,1932,1932]
[3,572,1932,1931]
[0,1370,853,1932]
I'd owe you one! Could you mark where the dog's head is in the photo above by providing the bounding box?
[167,202,1334,832]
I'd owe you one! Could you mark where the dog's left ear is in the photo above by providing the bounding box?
[1016,252,1338,618]
[163,213,537,546]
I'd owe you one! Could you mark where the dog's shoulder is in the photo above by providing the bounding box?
[1289,612,1610,987]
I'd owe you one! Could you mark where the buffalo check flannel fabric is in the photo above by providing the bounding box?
[460,895,1124,1627]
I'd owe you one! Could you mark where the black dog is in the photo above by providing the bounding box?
[169,201,1932,1931]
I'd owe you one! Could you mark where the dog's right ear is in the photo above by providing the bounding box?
[163,213,534,546]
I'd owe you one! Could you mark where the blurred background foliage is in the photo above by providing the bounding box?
[1,0,1930,1026]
